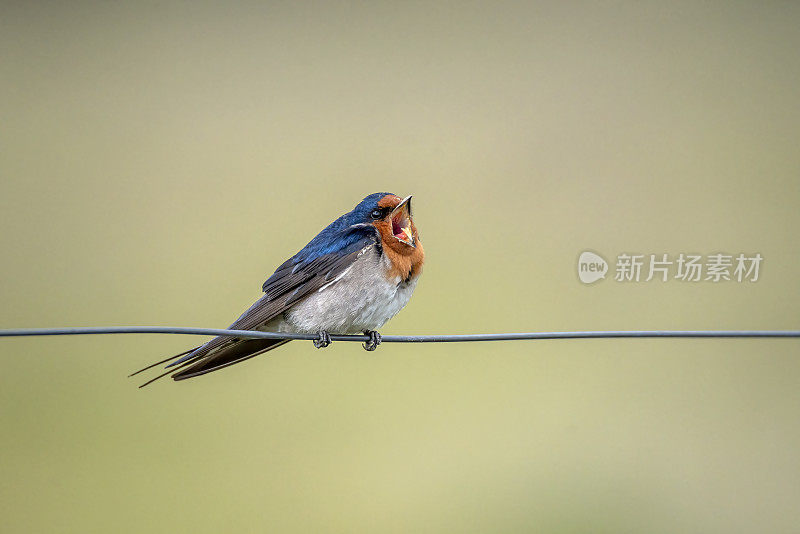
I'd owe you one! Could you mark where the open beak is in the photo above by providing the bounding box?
[390,195,415,247]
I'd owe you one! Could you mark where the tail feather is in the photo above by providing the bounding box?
[132,338,290,387]
[172,338,290,381]
[129,347,199,378]
[138,355,203,388]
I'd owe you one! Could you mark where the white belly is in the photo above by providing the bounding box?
[273,245,419,334]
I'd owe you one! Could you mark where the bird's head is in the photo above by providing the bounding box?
[352,192,418,250]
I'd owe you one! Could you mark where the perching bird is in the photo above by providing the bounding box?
[131,192,424,386]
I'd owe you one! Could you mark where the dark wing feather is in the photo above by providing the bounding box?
[134,224,378,385]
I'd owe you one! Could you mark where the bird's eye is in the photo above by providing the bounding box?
[370,208,383,220]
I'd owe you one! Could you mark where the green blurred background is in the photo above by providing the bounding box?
[2,2,799,532]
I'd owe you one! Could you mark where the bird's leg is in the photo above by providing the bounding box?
[362,330,382,351]
[314,330,332,349]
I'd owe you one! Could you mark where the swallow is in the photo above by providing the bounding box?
[131,192,424,386]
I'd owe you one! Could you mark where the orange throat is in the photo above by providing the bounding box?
[376,222,424,282]
[373,193,424,282]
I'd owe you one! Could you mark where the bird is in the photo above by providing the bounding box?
[131,192,424,386]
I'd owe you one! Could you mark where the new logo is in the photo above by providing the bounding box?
[578,251,608,284]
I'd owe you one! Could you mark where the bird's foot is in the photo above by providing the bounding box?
[362,330,382,351]
[314,330,332,349]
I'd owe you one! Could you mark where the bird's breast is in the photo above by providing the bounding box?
[279,244,420,334]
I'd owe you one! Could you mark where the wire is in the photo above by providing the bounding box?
[0,326,799,343]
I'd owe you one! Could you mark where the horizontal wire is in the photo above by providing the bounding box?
[0,326,799,343]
